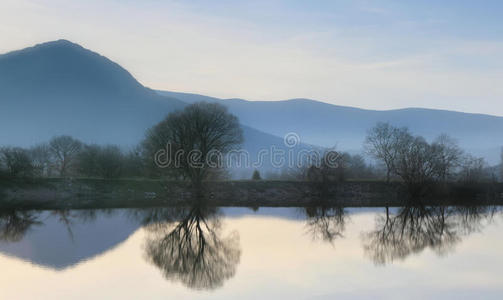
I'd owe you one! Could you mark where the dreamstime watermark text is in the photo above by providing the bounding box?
[154,132,341,169]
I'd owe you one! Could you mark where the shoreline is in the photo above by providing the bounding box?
[1,178,502,210]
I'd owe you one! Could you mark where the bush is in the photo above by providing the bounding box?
[0,147,35,178]
[252,170,261,180]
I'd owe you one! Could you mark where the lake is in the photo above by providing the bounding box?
[0,205,502,299]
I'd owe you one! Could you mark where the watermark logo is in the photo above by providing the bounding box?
[284,132,300,148]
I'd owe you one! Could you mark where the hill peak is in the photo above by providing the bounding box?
[0,39,85,58]
[35,39,82,49]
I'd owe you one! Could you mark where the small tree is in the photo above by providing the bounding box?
[364,122,406,183]
[432,134,463,181]
[77,144,101,177]
[346,154,375,179]
[303,150,348,197]
[77,145,125,179]
[458,155,489,183]
[29,143,53,177]
[0,147,34,178]
[393,135,441,196]
[96,145,124,179]
[49,135,82,177]
[500,147,503,182]
[122,146,145,178]
[251,170,261,180]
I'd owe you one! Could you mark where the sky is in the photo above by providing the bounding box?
[1,0,503,116]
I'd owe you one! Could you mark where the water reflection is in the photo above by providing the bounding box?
[0,210,40,242]
[0,203,501,295]
[139,203,241,290]
[303,206,347,244]
[0,208,139,269]
[49,209,105,240]
[362,205,499,265]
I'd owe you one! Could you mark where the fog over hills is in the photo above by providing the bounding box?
[0,40,185,146]
[0,40,501,166]
[159,91,503,163]
[0,40,309,176]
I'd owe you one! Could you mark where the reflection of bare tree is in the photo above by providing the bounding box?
[454,205,497,234]
[142,205,241,290]
[0,210,40,242]
[303,206,347,244]
[362,205,498,265]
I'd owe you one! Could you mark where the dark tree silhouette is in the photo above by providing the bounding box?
[251,169,261,180]
[142,204,241,290]
[143,102,243,187]
[29,143,52,177]
[95,145,124,178]
[49,135,82,177]
[364,122,405,183]
[432,134,463,181]
[365,123,467,196]
[500,147,503,182]
[0,147,34,178]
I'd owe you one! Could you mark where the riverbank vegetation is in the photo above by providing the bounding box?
[1,103,502,204]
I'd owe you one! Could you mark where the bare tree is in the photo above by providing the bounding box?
[49,135,82,177]
[346,154,375,179]
[29,143,53,177]
[96,145,124,179]
[122,145,145,178]
[458,154,489,183]
[432,134,463,181]
[77,145,125,179]
[500,147,503,182]
[143,102,243,187]
[393,135,441,196]
[364,122,407,183]
[0,147,34,178]
[76,144,101,177]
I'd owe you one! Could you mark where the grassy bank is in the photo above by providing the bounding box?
[1,177,502,210]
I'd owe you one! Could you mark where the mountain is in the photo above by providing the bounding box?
[159,91,503,163]
[1,39,500,169]
[0,40,310,177]
[0,40,186,147]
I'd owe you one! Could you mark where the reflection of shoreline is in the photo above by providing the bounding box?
[362,205,500,265]
[0,209,140,270]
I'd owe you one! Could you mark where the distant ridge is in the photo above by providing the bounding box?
[158,90,503,163]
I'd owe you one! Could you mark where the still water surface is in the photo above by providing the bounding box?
[0,205,502,299]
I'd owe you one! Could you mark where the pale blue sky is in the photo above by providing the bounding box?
[1,0,503,115]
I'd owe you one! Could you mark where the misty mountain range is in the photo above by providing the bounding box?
[159,91,503,163]
[0,39,502,164]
